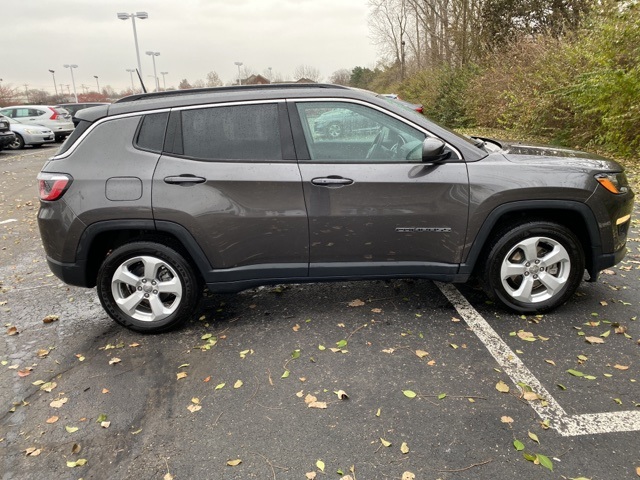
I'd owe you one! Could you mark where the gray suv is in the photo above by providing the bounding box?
[37,84,634,332]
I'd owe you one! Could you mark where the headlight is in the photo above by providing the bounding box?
[595,172,629,194]
[24,129,42,134]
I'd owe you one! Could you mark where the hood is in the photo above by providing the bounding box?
[502,142,607,160]
[499,141,620,170]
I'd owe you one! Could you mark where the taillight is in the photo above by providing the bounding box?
[38,173,73,201]
[49,109,59,120]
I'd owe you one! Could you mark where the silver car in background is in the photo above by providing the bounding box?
[0,105,74,142]
[1,115,55,149]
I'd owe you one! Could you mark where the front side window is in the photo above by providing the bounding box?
[296,101,426,163]
[180,103,282,161]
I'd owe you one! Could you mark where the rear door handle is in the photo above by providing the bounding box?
[311,176,354,187]
[164,175,207,185]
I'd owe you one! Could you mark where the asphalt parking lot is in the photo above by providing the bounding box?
[1,145,639,479]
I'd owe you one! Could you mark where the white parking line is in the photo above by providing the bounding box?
[436,282,640,437]
[0,219,17,225]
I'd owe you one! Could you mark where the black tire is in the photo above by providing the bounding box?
[8,134,24,150]
[482,221,584,313]
[97,241,200,333]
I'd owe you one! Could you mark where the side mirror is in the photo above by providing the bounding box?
[422,137,451,163]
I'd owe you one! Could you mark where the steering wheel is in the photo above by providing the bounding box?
[365,128,386,159]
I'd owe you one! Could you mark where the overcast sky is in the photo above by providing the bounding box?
[2,0,379,95]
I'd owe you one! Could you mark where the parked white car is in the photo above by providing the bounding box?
[1,115,55,149]
[0,105,74,142]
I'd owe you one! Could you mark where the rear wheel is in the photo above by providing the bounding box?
[482,221,584,312]
[97,241,200,333]
[8,134,24,150]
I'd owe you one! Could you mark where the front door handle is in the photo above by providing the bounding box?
[164,175,207,185]
[311,176,354,187]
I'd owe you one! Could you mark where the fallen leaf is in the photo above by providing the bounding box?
[380,438,391,447]
[517,331,536,341]
[400,442,409,454]
[215,383,225,390]
[528,431,539,444]
[227,459,242,466]
[545,359,556,366]
[96,414,108,423]
[585,336,605,344]
[40,382,57,393]
[46,416,59,424]
[501,416,514,424]
[614,364,629,370]
[415,350,429,358]
[17,368,32,377]
[304,394,317,404]
[164,473,174,480]
[316,459,325,472]
[495,381,510,393]
[36,349,50,358]
[100,421,111,428]
[24,447,41,457]
[348,299,365,307]
[334,390,349,400]
[371,308,382,313]
[537,454,553,471]
[305,473,317,480]
[402,472,416,480]
[108,357,121,365]
[234,379,243,388]
[402,390,417,399]
[43,315,59,324]
[71,443,81,454]
[523,391,540,401]
[176,372,188,380]
[65,426,79,433]
[293,324,300,332]
[67,459,87,468]
[129,342,140,347]
[308,401,327,409]
[187,404,201,413]
[102,388,110,394]
[382,348,395,354]
[50,397,68,408]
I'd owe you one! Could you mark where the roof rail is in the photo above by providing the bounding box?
[115,83,350,103]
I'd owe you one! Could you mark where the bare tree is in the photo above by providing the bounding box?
[178,79,192,90]
[293,65,322,82]
[206,71,223,87]
[330,69,352,86]
[368,0,409,76]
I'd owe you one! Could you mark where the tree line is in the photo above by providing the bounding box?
[354,0,639,157]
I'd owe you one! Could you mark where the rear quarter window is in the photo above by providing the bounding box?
[135,112,169,153]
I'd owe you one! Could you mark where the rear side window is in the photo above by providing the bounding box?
[57,119,93,156]
[180,104,282,161]
[135,112,169,153]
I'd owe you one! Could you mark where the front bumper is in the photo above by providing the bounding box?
[0,131,16,148]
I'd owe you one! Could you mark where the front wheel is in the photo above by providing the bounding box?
[482,221,584,313]
[97,241,200,333]
[8,134,24,150]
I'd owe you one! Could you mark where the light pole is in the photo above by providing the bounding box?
[48,70,58,96]
[63,64,78,102]
[93,75,100,93]
[117,12,148,79]
[126,69,136,92]
[145,51,160,92]
[234,61,243,85]
[160,71,168,91]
